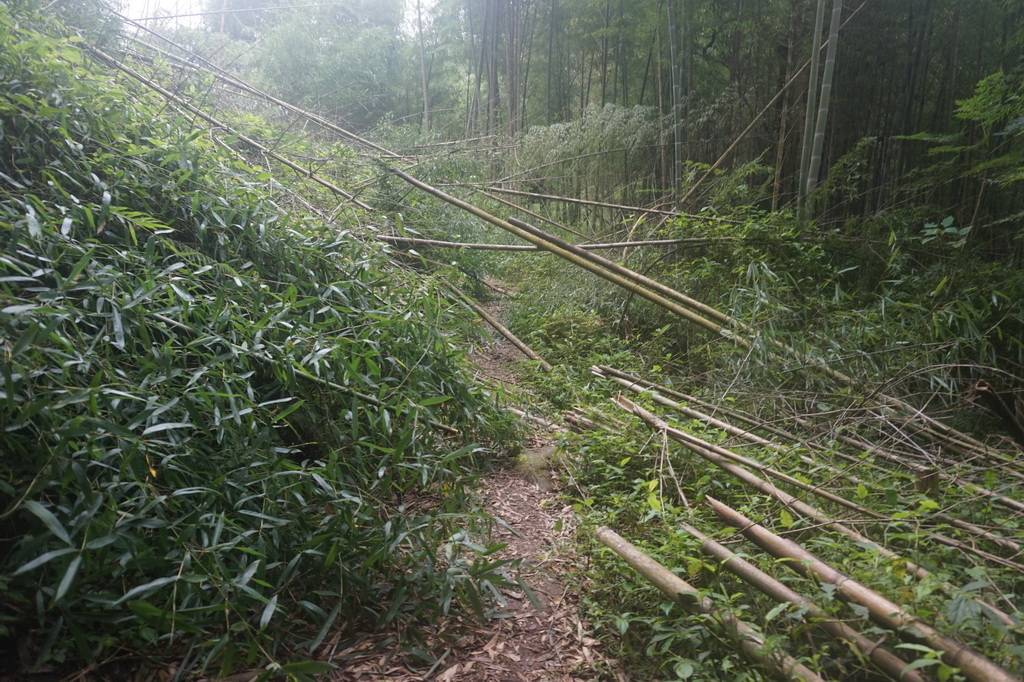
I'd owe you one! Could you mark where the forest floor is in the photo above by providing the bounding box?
[329,294,625,681]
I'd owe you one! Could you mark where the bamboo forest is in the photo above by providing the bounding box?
[1,0,1023,679]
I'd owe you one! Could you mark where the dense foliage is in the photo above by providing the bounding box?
[4,0,1024,679]
[0,4,517,677]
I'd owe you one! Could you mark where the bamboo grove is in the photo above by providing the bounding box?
[2,0,1024,679]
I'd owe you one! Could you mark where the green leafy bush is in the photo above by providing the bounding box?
[0,5,514,676]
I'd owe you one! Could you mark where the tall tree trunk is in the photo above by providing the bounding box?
[600,0,611,104]
[667,0,683,200]
[798,0,827,216]
[772,1,798,210]
[806,0,843,195]
[416,0,431,133]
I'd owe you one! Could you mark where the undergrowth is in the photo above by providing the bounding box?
[0,4,519,678]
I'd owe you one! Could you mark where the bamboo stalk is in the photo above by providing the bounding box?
[595,526,826,682]
[453,292,553,371]
[597,367,1024,557]
[792,414,1024,515]
[707,497,1018,682]
[476,189,588,238]
[388,167,747,344]
[612,395,1018,627]
[84,45,374,212]
[377,235,729,251]
[679,522,928,682]
[683,0,870,208]
[594,365,805,442]
[482,186,742,223]
[121,29,405,161]
[611,394,882,518]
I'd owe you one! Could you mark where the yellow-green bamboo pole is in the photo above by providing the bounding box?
[680,522,928,682]
[707,497,1018,682]
[595,526,826,682]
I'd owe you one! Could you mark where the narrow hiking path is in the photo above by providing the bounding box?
[329,294,624,681]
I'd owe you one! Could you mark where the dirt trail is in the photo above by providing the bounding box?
[440,297,621,681]
[329,296,622,681]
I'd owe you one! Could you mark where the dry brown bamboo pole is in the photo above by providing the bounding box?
[476,189,588,238]
[612,395,1019,627]
[611,394,881,518]
[377,235,728,251]
[85,45,374,212]
[679,522,929,682]
[707,497,1018,682]
[935,514,1023,554]
[454,293,553,371]
[794,415,1024,515]
[593,366,1024,552]
[388,167,747,344]
[595,526,826,682]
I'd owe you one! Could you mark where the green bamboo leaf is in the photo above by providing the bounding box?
[54,554,82,602]
[419,396,452,406]
[63,245,95,284]
[22,500,72,545]
[277,662,337,674]
[13,547,77,575]
[142,422,192,436]
[111,305,125,350]
[115,576,178,604]
[2,304,40,315]
[258,594,278,630]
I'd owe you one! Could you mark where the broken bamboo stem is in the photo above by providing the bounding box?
[388,167,746,344]
[453,292,553,372]
[680,522,928,682]
[707,497,1018,682]
[612,395,1018,627]
[595,526,826,682]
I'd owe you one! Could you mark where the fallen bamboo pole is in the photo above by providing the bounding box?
[480,186,744,223]
[679,522,928,682]
[595,526,826,682]
[376,235,728,251]
[476,189,588,238]
[610,394,881,518]
[612,395,1018,627]
[121,30,405,161]
[453,292,553,372]
[388,167,746,344]
[598,367,1024,558]
[85,45,374,212]
[707,497,1018,682]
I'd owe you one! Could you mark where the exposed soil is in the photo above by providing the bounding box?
[328,293,624,681]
